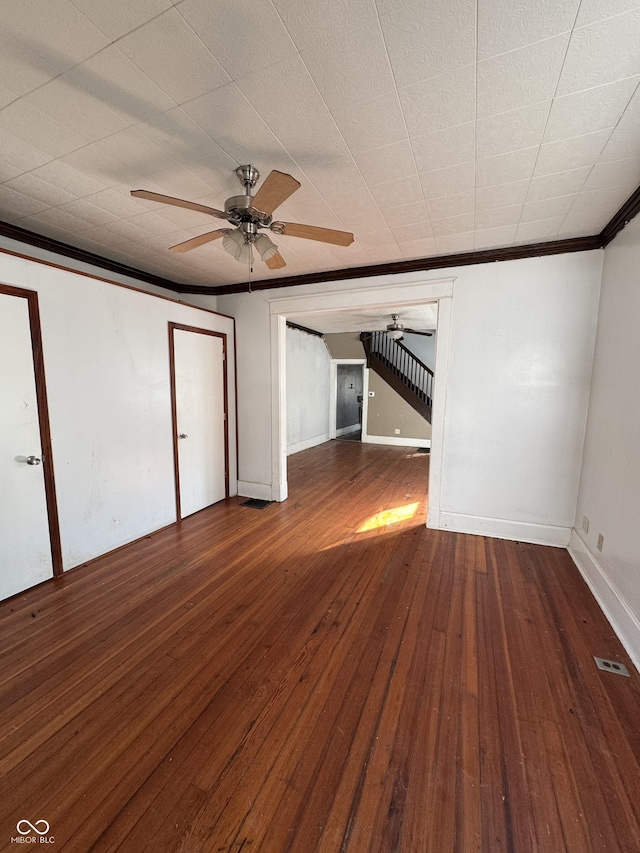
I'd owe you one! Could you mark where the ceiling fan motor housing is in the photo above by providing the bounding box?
[224,195,272,230]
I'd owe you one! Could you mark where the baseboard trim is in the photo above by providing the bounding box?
[438,511,571,547]
[568,529,640,672]
[287,433,330,456]
[336,424,360,437]
[363,435,431,448]
[237,481,274,501]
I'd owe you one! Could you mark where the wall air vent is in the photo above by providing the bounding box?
[594,657,631,677]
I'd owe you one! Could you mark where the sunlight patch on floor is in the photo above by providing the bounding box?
[357,502,420,533]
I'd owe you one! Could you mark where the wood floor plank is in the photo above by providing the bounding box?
[90,543,379,851]
[207,539,412,851]
[1,441,639,852]
[318,531,438,852]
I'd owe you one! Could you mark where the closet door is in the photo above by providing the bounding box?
[170,324,228,519]
[0,287,61,600]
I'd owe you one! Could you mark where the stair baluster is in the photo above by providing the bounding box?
[360,331,434,423]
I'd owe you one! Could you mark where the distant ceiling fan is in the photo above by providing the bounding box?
[363,314,434,342]
[131,165,354,271]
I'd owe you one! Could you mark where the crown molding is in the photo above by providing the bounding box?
[0,221,182,294]
[6,179,640,297]
[188,235,602,295]
[599,183,640,247]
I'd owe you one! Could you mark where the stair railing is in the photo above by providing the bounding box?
[365,332,434,406]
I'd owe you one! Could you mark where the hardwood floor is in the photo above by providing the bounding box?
[0,441,639,852]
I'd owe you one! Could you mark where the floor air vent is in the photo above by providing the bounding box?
[416,447,430,454]
[241,498,273,510]
[594,656,630,677]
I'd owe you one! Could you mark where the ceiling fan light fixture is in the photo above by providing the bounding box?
[222,227,243,256]
[387,329,404,341]
[255,233,278,261]
[222,228,253,263]
[240,243,254,266]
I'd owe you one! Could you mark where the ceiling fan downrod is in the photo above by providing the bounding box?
[225,165,272,231]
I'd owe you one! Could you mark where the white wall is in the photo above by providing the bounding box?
[440,252,601,544]
[286,327,331,454]
[0,249,236,571]
[219,251,602,545]
[233,288,274,497]
[570,217,640,669]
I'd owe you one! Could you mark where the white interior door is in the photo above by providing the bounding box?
[0,291,54,599]
[174,329,227,518]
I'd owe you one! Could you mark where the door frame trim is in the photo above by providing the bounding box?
[1,283,63,577]
[168,323,230,520]
[267,276,454,522]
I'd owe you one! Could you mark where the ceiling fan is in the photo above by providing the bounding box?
[130,165,354,271]
[363,315,434,342]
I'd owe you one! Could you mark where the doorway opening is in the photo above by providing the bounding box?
[268,277,454,529]
[331,361,366,443]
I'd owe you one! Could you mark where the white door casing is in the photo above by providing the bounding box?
[0,288,60,599]
[267,277,454,519]
[171,325,228,519]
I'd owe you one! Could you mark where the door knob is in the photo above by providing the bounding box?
[178,433,188,439]
[26,456,42,465]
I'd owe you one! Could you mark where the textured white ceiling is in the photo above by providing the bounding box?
[288,303,438,334]
[1,0,640,289]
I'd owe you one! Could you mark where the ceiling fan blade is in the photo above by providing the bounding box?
[169,229,228,253]
[250,171,301,216]
[404,328,433,336]
[131,190,227,219]
[273,222,354,246]
[265,250,286,270]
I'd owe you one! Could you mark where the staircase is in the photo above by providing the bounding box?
[360,332,433,423]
